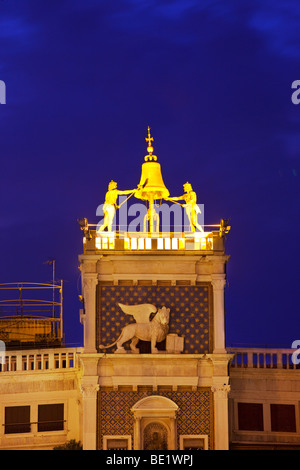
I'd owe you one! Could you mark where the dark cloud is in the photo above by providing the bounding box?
[248,0,300,57]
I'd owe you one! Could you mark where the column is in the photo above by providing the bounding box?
[169,416,177,450]
[82,274,98,353]
[133,416,141,450]
[31,403,38,434]
[211,384,231,450]
[81,381,99,450]
[211,276,226,354]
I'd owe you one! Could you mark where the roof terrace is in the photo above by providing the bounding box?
[79,221,230,255]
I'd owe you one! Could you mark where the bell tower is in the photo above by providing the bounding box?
[78,129,232,450]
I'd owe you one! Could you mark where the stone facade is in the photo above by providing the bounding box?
[0,220,298,449]
[78,231,231,450]
[98,388,213,450]
[1,345,300,449]
[0,348,82,450]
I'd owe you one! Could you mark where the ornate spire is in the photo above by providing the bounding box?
[145,126,153,154]
[145,126,157,161]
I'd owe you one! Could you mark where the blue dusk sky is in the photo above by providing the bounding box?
[0,0,300,347]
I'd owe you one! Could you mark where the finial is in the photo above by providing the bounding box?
[145,126,157,161]
[145,126,154,154]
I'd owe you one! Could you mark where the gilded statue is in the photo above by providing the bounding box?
[167,182,203,232]
[98,180,136,232]
[99,303,170,354]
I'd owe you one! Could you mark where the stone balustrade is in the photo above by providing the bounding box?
[228,347,300,370]
[83,229,226,253]
[0,347,83,373]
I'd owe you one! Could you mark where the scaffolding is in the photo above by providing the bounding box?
[0,282,63,348]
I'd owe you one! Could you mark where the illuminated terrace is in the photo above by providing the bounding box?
[80,221,230,255]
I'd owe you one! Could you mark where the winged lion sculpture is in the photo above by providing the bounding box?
[99,303,170,354]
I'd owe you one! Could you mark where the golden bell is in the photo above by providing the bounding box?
[134,127,170,234]
[135,160,169,201]
[135,159,169,233]
[135,126,170,202]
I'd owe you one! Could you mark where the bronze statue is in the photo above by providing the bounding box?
[98,180,136,232]
[167,182,203,232]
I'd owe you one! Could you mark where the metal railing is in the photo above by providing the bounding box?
[0,282,64,343]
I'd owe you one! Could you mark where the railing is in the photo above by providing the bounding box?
[0,347,83,373]
[83,229,225,253]
[0,282,64,343]
[228,348,300,370]
[95,234,214,251]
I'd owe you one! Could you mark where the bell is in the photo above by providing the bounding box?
[135,160,170,201]
[135,127,169,202]
[134,127,170,234]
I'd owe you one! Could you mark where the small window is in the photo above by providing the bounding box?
[271,404,296,432]
[179,435,208,450]
[238,403,264,431]
[103,435,131,450]
[38,404,64,432]
[5,406,31,434]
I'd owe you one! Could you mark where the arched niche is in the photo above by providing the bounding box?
[131,395,179,450]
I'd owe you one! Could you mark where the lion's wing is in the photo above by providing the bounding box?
[118,303,157,323]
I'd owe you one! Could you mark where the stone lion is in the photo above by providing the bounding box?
[99,303,170,354]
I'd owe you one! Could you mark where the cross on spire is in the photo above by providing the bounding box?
[145,126,154,154]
